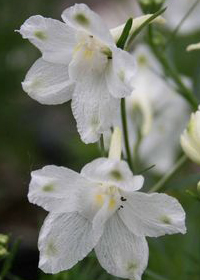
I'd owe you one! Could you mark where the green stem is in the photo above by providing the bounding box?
[121,98,133,170]
[126,7,167,51]
[149,155,187,193]
[166,0,200,48]
[148,26,198,110]
[133,128,142,172]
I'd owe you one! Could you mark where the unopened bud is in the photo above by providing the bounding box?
[138,0,165,14]
[0,234,9,245]
[180,107,200,165]
[0,245,8,257]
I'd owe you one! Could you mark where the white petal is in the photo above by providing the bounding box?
[18,15,76,64]
[38,212,99,273]
[61,3,113,45]
[110,14,166,42]
[106,47,136,98]
[22,58,74,105]
[119,192,186,237]
[28,165,90,212]
[71,73,119,144]
[95,214,149,280]
[81,158,144,192]
[187,42,200,51]
[181,132,200,164]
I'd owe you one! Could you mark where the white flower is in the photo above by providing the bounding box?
[18,3,137,144]
[29,127,186,279]
[125,45,190,174]
[187,42,200,52]
[165,0,200,34]
[181,107,200,165]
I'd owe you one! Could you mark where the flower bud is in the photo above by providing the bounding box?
[0,234,9,245]
[0,245,8,257]
[180,107,200,165]
[138,0,165,14]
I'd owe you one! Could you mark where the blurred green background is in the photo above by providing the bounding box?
[1,0,200,280]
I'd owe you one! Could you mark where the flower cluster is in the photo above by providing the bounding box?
[18,3,189,280]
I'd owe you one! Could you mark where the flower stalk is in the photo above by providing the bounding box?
[149,155,187,193]
[147,25,198,110]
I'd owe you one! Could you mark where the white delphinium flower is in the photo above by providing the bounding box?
[18,3,136,144]
[181,107,200,165]
[165,0,200,34]
[18,3,166,144]
[29,127,186,279]
[125,45,190,174]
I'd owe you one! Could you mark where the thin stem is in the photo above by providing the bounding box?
[166,0,200,48]
[121,98,133,170]
[149,155,187,193]
[148,25,198,110]
[132,127,142,172]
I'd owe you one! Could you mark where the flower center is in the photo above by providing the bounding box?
[95,184,124,211]
[73,32,112,66]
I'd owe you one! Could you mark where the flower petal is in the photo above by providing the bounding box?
[28,165,90,212]
[71,74,119,144]
[18,15,76,64]
[95,214,149,280]
[187,42,200,52]
[81,158,144,192]
[38,212,99,273]
[181,131,200,165]
[106,47,136,98]
[22,58,74,105]
[119,192,186,237]
[61,3,113,44]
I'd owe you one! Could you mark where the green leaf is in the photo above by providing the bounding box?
[127,7,167,48]
[116,18,133,50]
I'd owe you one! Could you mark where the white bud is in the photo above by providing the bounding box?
[0,234,9,245]
[186,42,200,52]
[180,107,200,164]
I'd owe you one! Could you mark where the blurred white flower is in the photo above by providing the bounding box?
[165,0,200,33]
[181,107,200,164]
[187,42,200,52]
[18,3,136,144]
[125,45,190,174]
[29,127,186,279]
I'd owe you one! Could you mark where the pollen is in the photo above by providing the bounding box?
[109,198,116,209]
[95,194,104,206]
[34,31,47,40]
[84,49,93,59]
[74,13,90,26]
